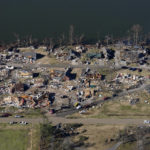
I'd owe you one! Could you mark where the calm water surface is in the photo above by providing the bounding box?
[0,0,150,42]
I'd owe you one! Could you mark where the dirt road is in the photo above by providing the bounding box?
[0,117,148,126]
[48,117,147,125]
[7,62,120,70]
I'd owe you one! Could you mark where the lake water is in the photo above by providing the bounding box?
[0,0,150,42]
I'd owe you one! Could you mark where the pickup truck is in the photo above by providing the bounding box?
[144,120,150,124]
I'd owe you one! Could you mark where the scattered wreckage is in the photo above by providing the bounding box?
[1,44,150,115]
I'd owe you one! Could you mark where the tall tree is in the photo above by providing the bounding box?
[79,34,84,44]
[59,33,66,47]
[13,33,20,46]
[69,25,74,45]
[131,24,142,45]
[105,35,110,46]
[28,35,33,46]
[75,34,84,45]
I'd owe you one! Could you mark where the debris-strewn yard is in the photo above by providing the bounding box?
[69,90,150,119]
[39,123,128,150]
[0,123,148,150]
[74,124,125,150]
[74,125,150,150]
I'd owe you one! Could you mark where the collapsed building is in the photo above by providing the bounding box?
[11,82,29,93]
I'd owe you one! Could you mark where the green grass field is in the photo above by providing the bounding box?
[0,124,41,150]
[0,128,29,150]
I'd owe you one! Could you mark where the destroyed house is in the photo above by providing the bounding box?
[106,49,115,59]
[146,48,150,55]
[86,73,102,80]
[75,46,87,53]
[86,53,104,59]
[70,50,80,57]
[19,70,33,78]
[50,70,65,81]
[50,70,64,77]
[121,50,139,63]
[5,55,12,60]
[65,68,76,80]
[103,48,115,59]
[12,82,29,93]
[57,52,68,58]
[22,52,37,60]
[67,50,81,60]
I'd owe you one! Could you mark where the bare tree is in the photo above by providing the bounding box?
[62,33,65,45]
[69,25,74,45]
[28,35,33,46]
[105,35,110,45]
[74,34,84,45]
[47,38,55,55]
[131,24,142,45]
[42,38,48,46]
[59,37,63,47]
[13,33,20,46]
[127,30,131,44]
[59,33,66,47]
[49,38,54,49]
[143,32,150,44]
[79,34,84,44]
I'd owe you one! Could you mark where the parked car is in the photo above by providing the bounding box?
[6,66,14,70]
[14,115,24,118]
[49,109,55,114]
[0,62,6,65]
[79,110,86,114]
[0,113,12,117]
[61,95,68,99]
[76,105,82,110]
[9,121,17,125]
[83,104,92,109]
[20,121,28,125]
[102,96,110,101]
[144,120,150,124]
[112,94,118,97]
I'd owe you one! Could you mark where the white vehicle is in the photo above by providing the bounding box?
[20,121,28,125]
[9,121,17,125]
[6,66,14,70]
[15,115,23,118]
[9,121,14,125]
[144,120,150,124]
[76,105,81,110]
[79,110,86,114]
